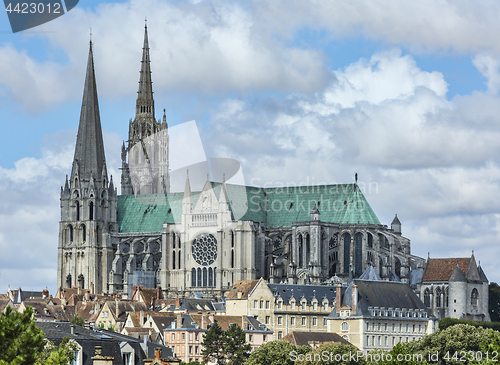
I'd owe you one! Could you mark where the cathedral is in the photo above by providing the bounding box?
[57,27,489,321]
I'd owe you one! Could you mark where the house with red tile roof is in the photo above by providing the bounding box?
[414,253,489,321]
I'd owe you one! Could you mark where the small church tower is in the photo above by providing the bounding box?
[57,41,117,294]
[121,22,169,195]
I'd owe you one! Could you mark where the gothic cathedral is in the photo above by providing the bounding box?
[57,26,489,323]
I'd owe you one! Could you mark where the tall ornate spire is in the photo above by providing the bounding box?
[71,40,106,185]
[136,22,154,119]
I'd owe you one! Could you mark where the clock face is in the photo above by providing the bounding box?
[273,236,282,249]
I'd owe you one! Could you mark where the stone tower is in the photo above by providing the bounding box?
[121,23,169,195]
[57,41,117,294]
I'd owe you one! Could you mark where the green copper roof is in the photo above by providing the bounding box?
[117,183,381,233]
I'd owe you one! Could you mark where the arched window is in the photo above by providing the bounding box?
[197,268,202,287]
[435,287,442,308]
[471,288,479,306]
[78,274,84,289]
[96,225,100,245]
[214,267,217,285]
[395,257,401,278]
[67,225,73,243]
[89,202,94,220]
[342,322,349,331]
[367,233,373,248]
[81,224,86,242]
[231,231,234,248]
[305,234,311,266]
[424,288,430,307]
[76,201,80,221]
[231,250,235,268]
[178,250,181,269]
[203,268,207,287]
[191,269,196,287]
[172,251,176,270]
[354,233,363,277]
[208,268,213,287]
[173,233,176,249]
[343,234,351,274]
[66,274,72,288]
[298,235,303,267]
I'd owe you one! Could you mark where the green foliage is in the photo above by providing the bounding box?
[180,362,201,365]
[201,322,226,365]
[295,342,365,365]
[403,324,491,365]
[489,282,500,322]
[366,343,428,365]
[0,306,76,365]
[98,322,105,329]
[69,315,85,327]
[473,329,500,365]
[107,323,115,332]
[245,340,310,365]
[439,317,500,332]
[224,323,251,365]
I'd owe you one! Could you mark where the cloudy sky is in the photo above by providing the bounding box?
[1,0,500,295]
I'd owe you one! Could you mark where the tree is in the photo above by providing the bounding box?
[245,340,310,365]
[0,305,76,365]
[403,324,491,365]
[201,321,226,365]
[489,282,500,322]
[224,323,251,365]
[70,315,85,327]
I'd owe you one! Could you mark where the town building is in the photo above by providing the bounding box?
[226,278,339,339]
[326,267,437,352]
[281,331,351,348]
[163,313,272,363]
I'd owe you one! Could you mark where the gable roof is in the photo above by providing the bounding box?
[226,280,260,299]
[117,183,381,232]
[422,258,471,281]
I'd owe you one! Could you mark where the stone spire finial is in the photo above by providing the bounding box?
[71,40,106,184]
[136,21,154,118]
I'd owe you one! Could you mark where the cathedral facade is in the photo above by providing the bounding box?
[59,27,435,300]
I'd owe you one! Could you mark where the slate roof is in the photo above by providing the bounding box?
[178,298,224,312]
[106,301,149,321]
[358,265,381,281]
[422,258,471,281]
[36,322,122,365]
[281,331,351,347]
[117,183,381,232]
[226,280,260,299]
[268,283,339,305]
[329,280,432,319]
[149,313,176,331]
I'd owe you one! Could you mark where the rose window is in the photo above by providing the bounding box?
[192,234,217,266]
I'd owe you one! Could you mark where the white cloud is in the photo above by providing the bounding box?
[473,54,500,94]
[205,49,500,283]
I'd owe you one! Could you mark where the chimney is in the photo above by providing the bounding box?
[85,291,90,301]
[42,289,49,299]
[201,313,207,329]
[208,312,215,324]
[335,284,342,314]
[351,284,358,314]
[175,297,181,309]
[176,313,183,329]
[140,310,145,326]
[90,282,94,295]
[237,291,242,299]
[242,316,248,330]
[157,286,161,300]
[70,324,75,335]
[155,348,162,359]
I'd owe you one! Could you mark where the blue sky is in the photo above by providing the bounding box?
[1,0,500,295]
